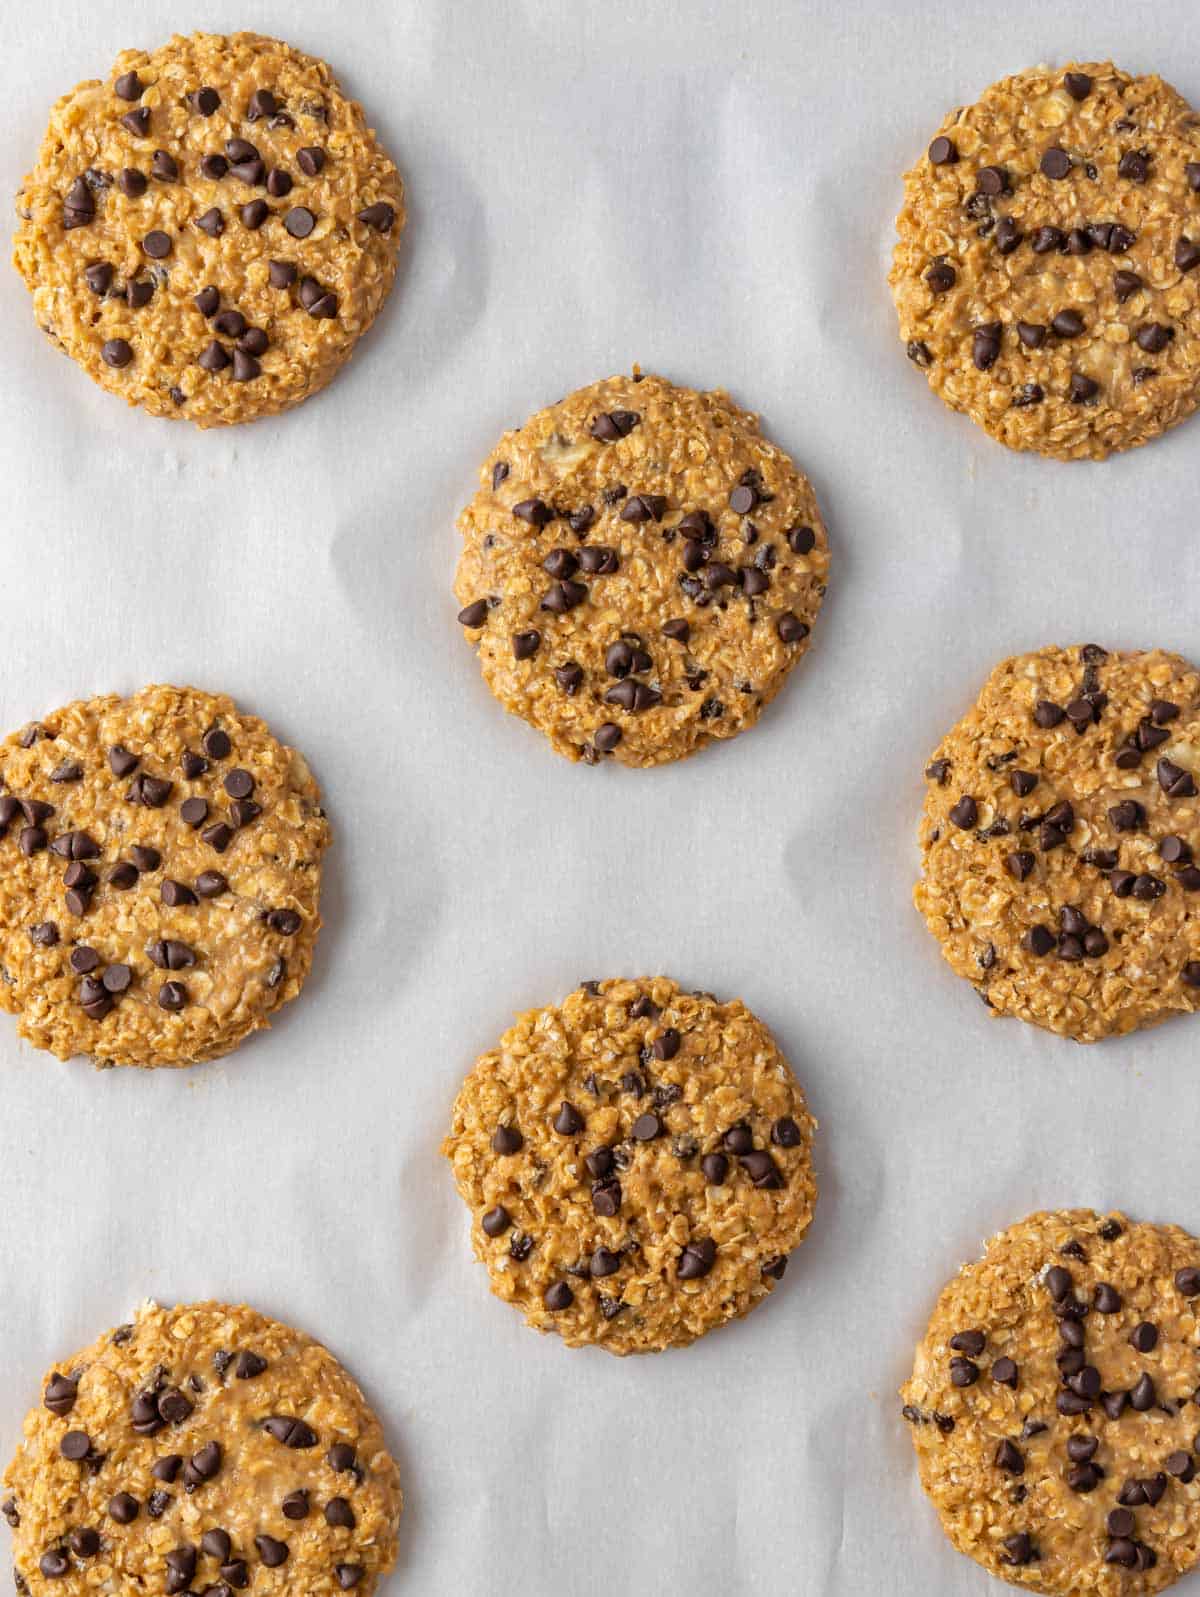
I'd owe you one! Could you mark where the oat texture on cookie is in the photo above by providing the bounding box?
[902,1209,1200,1595]
[13,32,404,425]
[442,977,817,1353]
[915,645,1200,1042]
[2,1299,402,1596]
[0,684,328,1068]
[454,373,830,766]
[893,63,1200,459]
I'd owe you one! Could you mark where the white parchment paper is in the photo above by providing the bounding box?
[2,2,1200,1591]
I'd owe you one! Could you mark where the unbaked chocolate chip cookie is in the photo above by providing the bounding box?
[0,684,328,1068]
[902,1209,1200,1595]
[13,32,404,425]
[2,1299,402,1596]
[454,373,830,766]
[893,63,1200,459]
[915,645,1200,1042]
[442,977,817,1353]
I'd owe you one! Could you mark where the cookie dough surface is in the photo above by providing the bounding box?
[14,31,404,426]
[0,684,328,1068]
[442,977,817,1354]
[2,1299,402,1596]
[902,1209,1200,1596]
[915,645,1200,1042]
[454,373,830,766]
[893,63,1200,459]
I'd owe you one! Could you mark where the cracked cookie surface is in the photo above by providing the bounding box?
[915,645,1200,1042]
[2,1299,402,1597]
[442,977,817,1354]
[13,31,404,426]
[0,683,328,1068]
[893,63,1200,459]
[902,1209,1200,1596]
[453,373,830,767]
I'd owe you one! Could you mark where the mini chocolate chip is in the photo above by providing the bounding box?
[928,137,958,165]
[1041,147,1071,179]
[336,1566,365,1590]
[279,1489,310,1521]
[481,1205,511,1238]
[151,149,178,183]
[199,1528,232,1563]
[777,612,809,645]
[44,1374,77,1416]
[992,1357,1018,1387]
[1136,321,1173,354]
[324,1443,357,1474]
[1051,308,1084,338]
[325,1495,356,1529]
[358,202,396,231]
[949,795,977,829]
[771,1116,803,1148]
[84,262,114,297]
[120,105,151,137]
[925,262,955,293]
[553,1101,584,1136]
[161,879,198,908]
[700,1152,729,1185]
[102,338,134,368]
[61,1430,90,1460]
[1092,1281,1122,1314]
[1159,756,1198,798]
[491,1125,523,1155]
[1178,236,1200,273]
[1069,373,1100,403]
[263,1415,317,1449]
[994,1439,1024,1474]
[678,1237,716,1279]
[268,260,300,294]
[1000,1532,1036,1567]
[949,1329,985,1356]
[157,981,188,1012]
[63,1511,108,1558]
[1114,269,1143,302]
[255,1535,288,1568]
[544,1281,574,1311]
[1130,1373,1156,1411]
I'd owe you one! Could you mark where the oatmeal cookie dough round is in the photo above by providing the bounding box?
[915,645,1200,1042]
[902,1209,1200,1595]
[442,977,817,1354]
[2,1299,402,1597]
[0,683,329,1068]
[893,63,1200,459]
[453,373,830,766]
[13,31,404,425]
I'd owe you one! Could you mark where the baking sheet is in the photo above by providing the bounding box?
[2,1,1200,1592]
